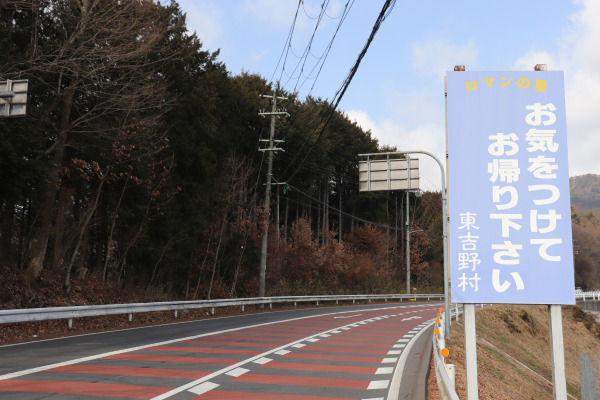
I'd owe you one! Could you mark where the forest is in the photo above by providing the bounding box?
[0,0,446,304]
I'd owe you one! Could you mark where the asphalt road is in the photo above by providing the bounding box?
[0,301,441,399]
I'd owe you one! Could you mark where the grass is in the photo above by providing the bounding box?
[428,304,600,399]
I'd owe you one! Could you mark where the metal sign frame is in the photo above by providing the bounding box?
[359,155,419,192]
[0,79,28,117]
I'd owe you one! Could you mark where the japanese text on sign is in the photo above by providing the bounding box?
[447,71,574,305]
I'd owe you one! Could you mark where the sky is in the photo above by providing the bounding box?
[174,0,599,192]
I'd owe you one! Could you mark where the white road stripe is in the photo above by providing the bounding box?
[376,367,394,375]
[0,302,442,400]
[368,380,389,390]
[188,381,219,395]
[226,368,249,377]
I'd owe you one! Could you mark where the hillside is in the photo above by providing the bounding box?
[571,174,600,211]
[428,304,600,399]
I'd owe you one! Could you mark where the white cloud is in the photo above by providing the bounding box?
[346,109,446,192]
[411,39,478,81]
[486,0,600,178]
[240,0,300,30]
[558,0,600,177]
[180,1,224,52]
[511,51,559,71]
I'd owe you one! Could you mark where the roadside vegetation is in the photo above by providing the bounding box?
[428,304,600,399]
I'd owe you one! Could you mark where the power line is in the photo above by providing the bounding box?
[284,1,330,91]
[295,0,355,96]
[286,183,407,232]
[282,0,397,184]
[270,0,302,84]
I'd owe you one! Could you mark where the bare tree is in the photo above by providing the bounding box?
[0,0,184,280]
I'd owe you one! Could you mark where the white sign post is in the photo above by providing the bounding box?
[446,68,573,399]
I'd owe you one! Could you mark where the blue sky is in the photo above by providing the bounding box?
[175,0,599,191]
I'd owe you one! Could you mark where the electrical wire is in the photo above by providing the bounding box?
[299,0,355,96]
[286,183,407,232]
[270,0,302,85]
[282,0,397,185]
[284,0,330,90]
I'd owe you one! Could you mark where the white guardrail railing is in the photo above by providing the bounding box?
[0,293,444,325]
[576,291,600,300]
[432,305,460,400]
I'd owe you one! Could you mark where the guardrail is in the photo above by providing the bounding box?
[432,306,460,400]
[576,291,600,301]
[0,293,444,326]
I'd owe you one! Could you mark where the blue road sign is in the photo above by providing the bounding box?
[447,70,574,304]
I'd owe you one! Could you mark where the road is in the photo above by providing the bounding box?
[0,301,441,399]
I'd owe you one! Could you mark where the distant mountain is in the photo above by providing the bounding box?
[570,174,600,210]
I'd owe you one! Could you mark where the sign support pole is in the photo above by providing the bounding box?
[359,150,450,336]
[406,190,410,295]
[549,304,567,399]
[464,303,479,400]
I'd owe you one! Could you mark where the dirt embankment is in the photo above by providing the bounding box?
[428,304,600,399]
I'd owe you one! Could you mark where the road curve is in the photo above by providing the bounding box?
[0,301,441,399]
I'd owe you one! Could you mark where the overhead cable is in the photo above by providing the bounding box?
[282,0,397,184]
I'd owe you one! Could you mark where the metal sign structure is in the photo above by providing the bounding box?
[0,79,28,117]
[359,156,419,192]
[447,70,574,305]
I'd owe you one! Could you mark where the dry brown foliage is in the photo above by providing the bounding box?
[428,304,600,399]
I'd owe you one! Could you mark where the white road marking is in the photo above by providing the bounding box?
[376,367,394,375]
[368,380,389,390]
[226,368,249,377]
[334,314,362,319]
[0,302,442,400]
[188,382,219,395]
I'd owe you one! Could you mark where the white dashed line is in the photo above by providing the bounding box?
[226,368,249,377]
[188,382,219,395]
[368,380,390,390]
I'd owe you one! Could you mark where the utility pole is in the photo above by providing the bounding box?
[258,89,288,300]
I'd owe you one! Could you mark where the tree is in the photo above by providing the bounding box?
[0,0,185,285]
